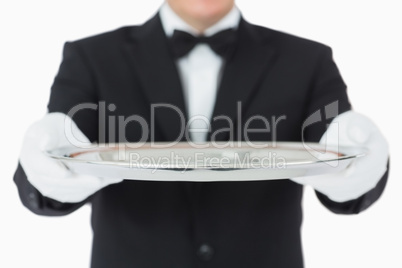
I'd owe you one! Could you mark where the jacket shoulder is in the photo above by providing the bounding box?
[66,26,137,48]
[248,22,332,55]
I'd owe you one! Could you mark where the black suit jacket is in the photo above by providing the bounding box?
[14,14,389,268]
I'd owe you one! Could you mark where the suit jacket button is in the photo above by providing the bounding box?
[28,192,39,209]
[197,244,214,261]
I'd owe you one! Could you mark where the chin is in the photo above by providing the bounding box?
[170,0,234,22]
[192,0,233,15]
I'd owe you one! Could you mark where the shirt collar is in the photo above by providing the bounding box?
[159,2,241,37]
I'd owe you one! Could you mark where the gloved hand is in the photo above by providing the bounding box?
[291,111,388,202]
[19,112,123,203]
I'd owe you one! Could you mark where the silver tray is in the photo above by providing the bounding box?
[45,142,367,182]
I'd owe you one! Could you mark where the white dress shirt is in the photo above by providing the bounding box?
[159,3,241,143]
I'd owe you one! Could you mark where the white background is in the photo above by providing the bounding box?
[1,0,401,267]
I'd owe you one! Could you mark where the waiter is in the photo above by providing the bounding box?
[14,0,389,267]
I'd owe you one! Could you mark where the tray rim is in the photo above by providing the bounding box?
[45,141,367,171]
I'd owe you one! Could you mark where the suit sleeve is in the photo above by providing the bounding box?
[303,46,389,214]
[14,41,99,216]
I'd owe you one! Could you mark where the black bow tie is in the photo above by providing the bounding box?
[169,28,237,59]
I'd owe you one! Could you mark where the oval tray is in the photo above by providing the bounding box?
[45,142,367,182]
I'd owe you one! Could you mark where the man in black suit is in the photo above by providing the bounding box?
[14,0,389,267]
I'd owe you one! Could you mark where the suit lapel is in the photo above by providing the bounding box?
[123,14,188,142]
[209,19,277,141]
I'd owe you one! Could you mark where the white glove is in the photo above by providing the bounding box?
[19,112,123,203]
[292,111,388,202]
